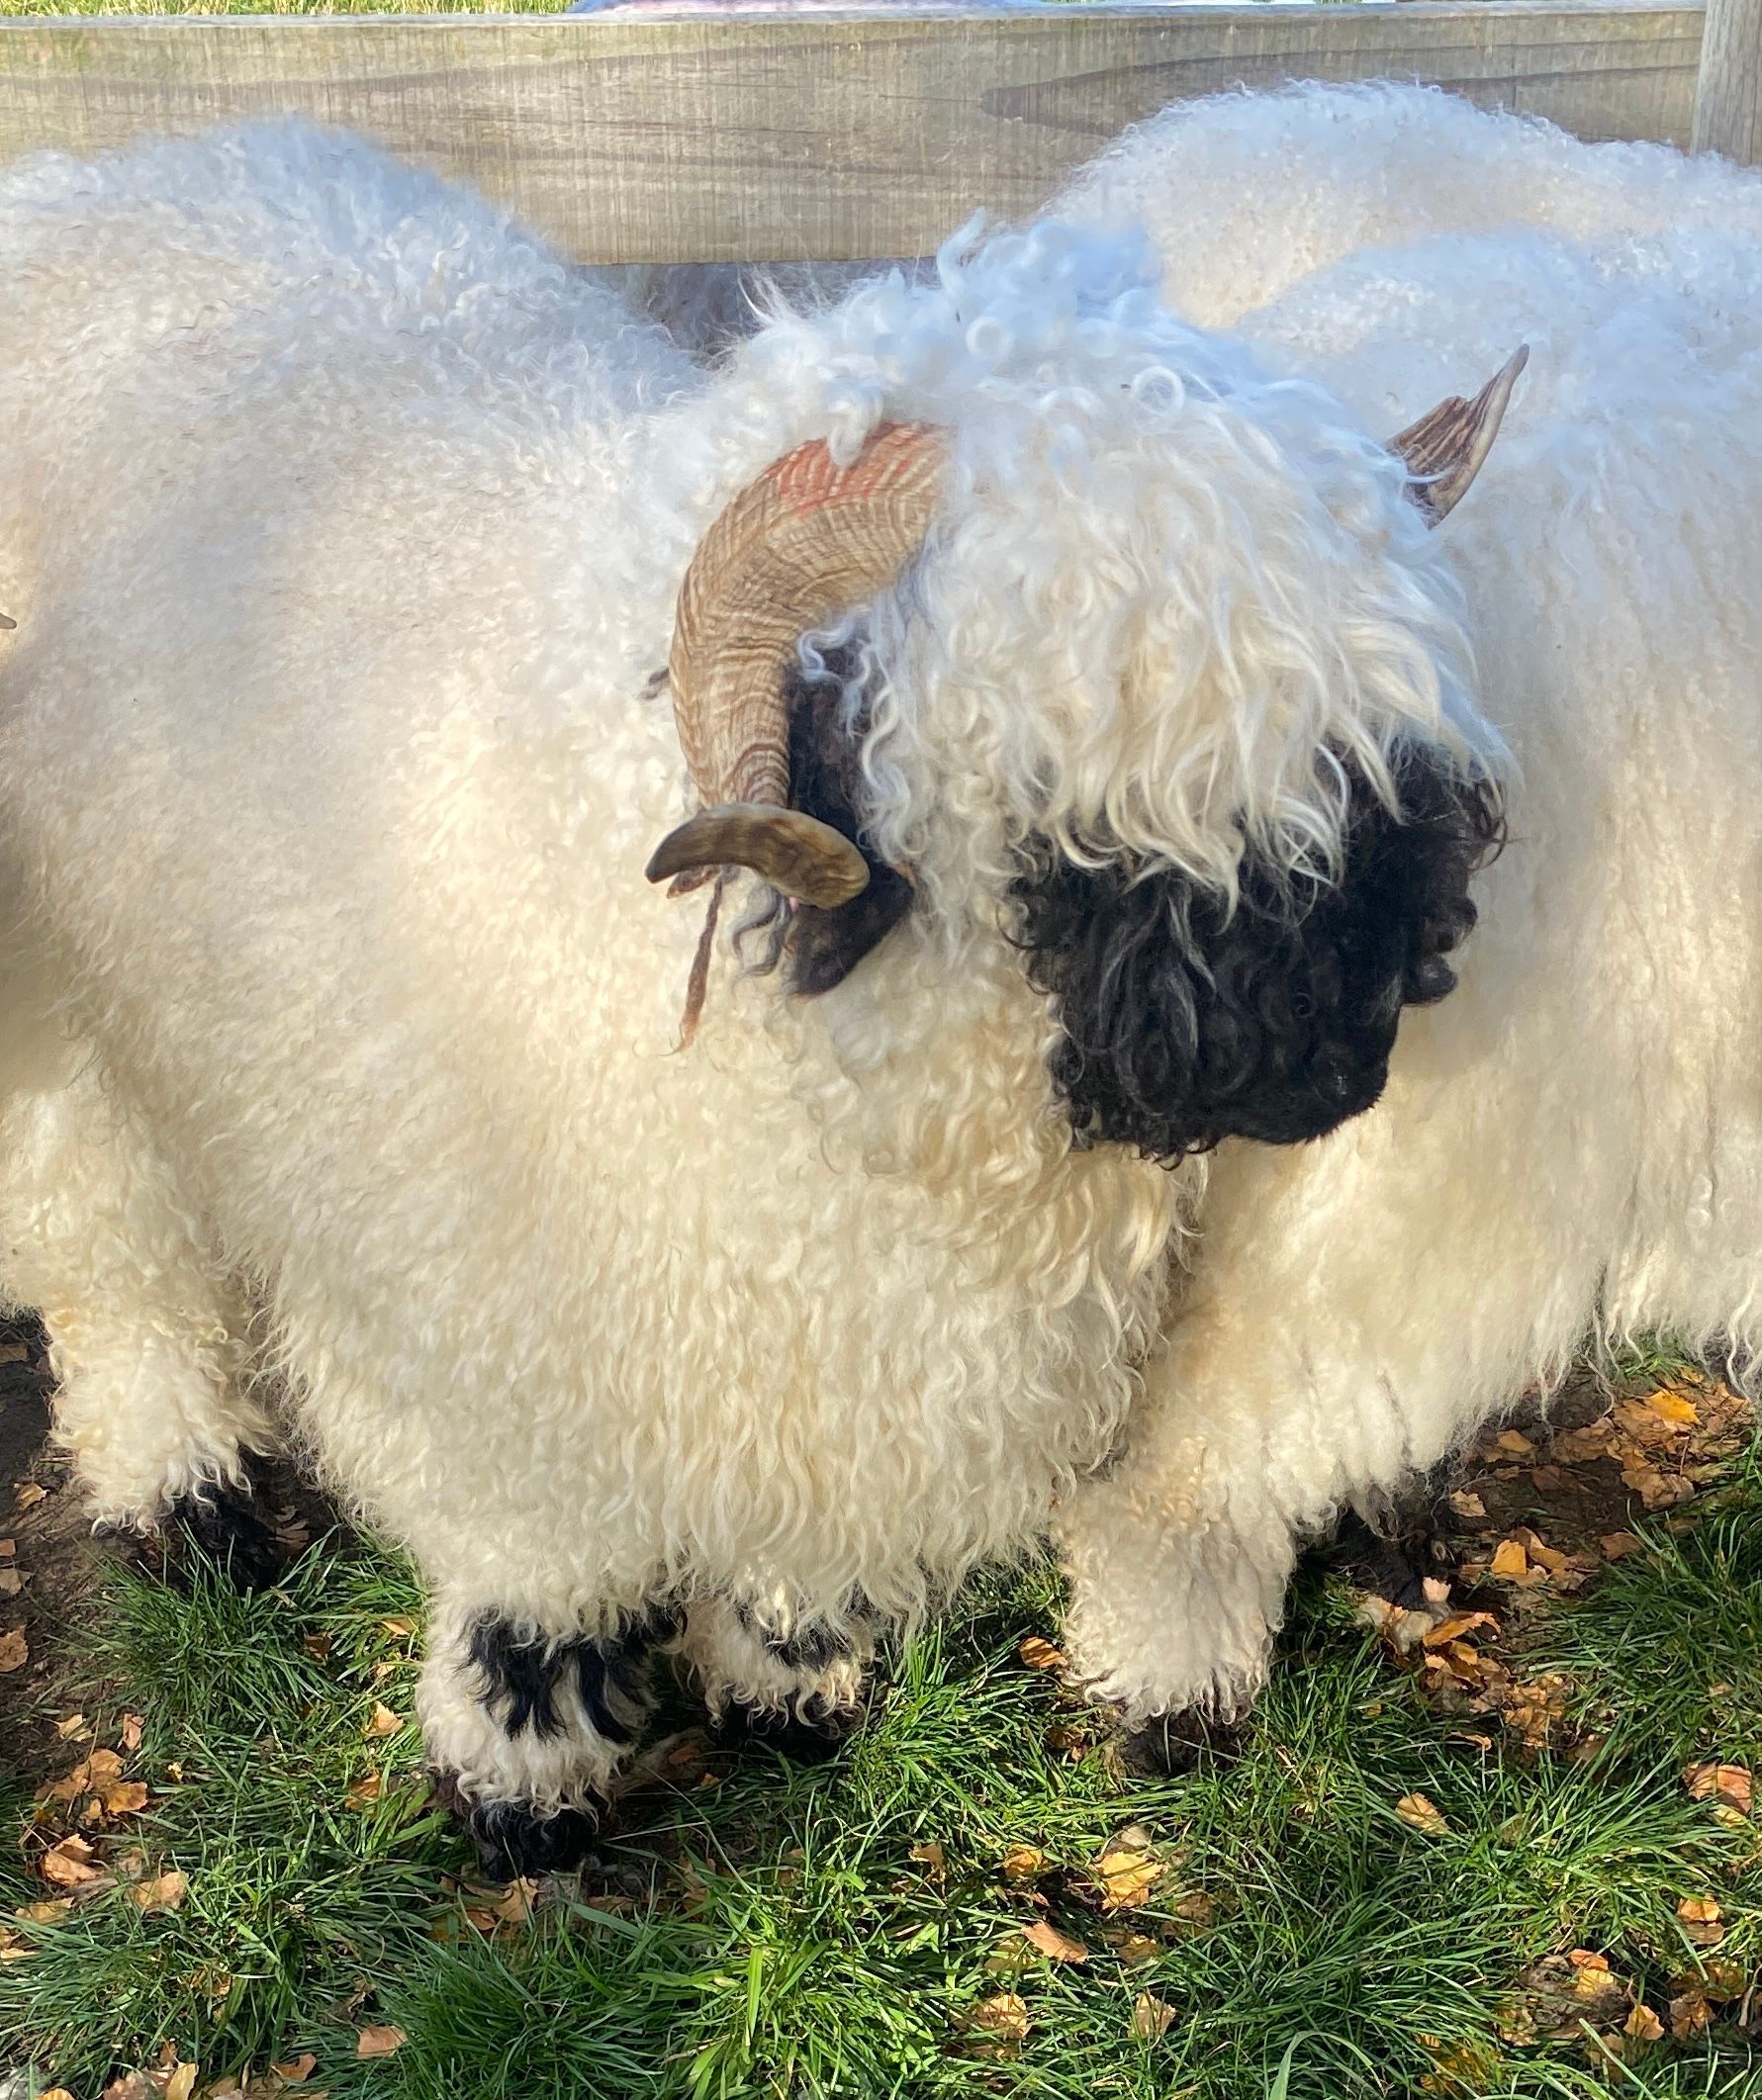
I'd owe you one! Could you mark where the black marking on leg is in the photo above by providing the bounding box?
[729,1588,875,1673]
[444,1783,606,1882]
[1322,1507,1459,1610]
[715,1691,865,1767]
[1114,1709,1244,1780]
[469,1611,660,1746]
[130,1463,288,1593]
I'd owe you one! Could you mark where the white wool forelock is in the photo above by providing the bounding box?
[709,217,1492,928]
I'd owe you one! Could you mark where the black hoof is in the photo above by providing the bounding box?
[1114,1709,1243,1780]
[462,1795,606,1881]
[167,1475,290,1592]
[714,1695,863,1767]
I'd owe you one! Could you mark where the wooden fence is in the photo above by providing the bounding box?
[0,0,1756,263]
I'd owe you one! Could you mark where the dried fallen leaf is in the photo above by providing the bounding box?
[1423,1612,1498,1649]
[53,1712,88,1741]
[1447,1491,1487,1520]
[102,1781,150,1817]
[1646,1390,1701,1427]
[356,2026,408,2059]
[1489,1538,1530,1580]
[13,1483,46,1509]
[120,1712,144,1753]
[999,1845,1047,1884]
[1495,1429,1534,1456]
[908,1840,946,1878]
[1676,1896,1723,1947]
[1684,1762,1753,1815]
[1623,2003,1665,2046]
[1017,1635,1065,1672]
[1131,1991,1176,2040]
[961,1994,1029,2041]
[270,2057,319,2085]
[1022,1919,1088,1963]
[1396,1793,1449,1837]
[380,1614,417,1638]
[15,1898,73,1924]
[363,1701,402,1740]
[1095,1848,1165,1913]
[1114,1931,1160,1967]
[164,2062,198,2100]
[41,1839,105,1888]
[133,1869,189,1913]
[0,1568,21,1598]
[0,1626,27,1673]
[1669,1990,1712,2042]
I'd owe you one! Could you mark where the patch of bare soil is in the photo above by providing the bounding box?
[0,1317,115,1789]
[1355,1362,1753,1756]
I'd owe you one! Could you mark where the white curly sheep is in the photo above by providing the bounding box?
[0,111,1511,1866]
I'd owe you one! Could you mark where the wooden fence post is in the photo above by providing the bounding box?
[1694,0,1762,157]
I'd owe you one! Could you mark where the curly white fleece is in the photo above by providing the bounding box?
[0,112,1481,1799]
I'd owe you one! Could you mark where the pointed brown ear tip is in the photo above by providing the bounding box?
[646,803,872,909]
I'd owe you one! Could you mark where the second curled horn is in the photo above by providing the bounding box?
[645,420,945,909]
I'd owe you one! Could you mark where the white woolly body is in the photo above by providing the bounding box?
[1048,87,1762,1718]
[0,118,1491,1802]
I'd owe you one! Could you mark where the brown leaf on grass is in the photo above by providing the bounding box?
[120,1712,144,1753]
[1022,1919,1089,1963]
[1422,1612,1498,1649]
[1696,1957,1750,2001]
[270,2057,319,2085]
[1495,1429,1534,1455]
[363,1701,402,1740]
[1418,2037,1503,2097]
[1500,1954,1630,2044]
[53,1712,89,1741]
[1645,1390,1701,1427]
[1514,1527,1569,1574]
[1094,1844,1165,1913]
[32,2090,74,2100]
[1684,1762,1753,1814]
[999,1845,1047,1884]
[0,1568,21,1598]
[961,1994,1029,2041]
[133,1869,189,1913]
[16,1897,74,1924]
[0,1626,27,1673]
[1676,1896,1723,1947]
[164,2062,198,2100]
[1447,1491,1487,1520]
[102,1781,150,1817]
[1396,1793,1449,1836]
[0,1538,12,1558]
[1131,1991,1176,2039]
[356,2026,407,2059]
[380,1614,417,1638]
[13,1483,46,1509]
[1490,1539,1529,1580]
[302,1632,333,1663]
[1017,1635,1065,1672]
[1668,1990,1712,2042]
[908,1840,946,1879]
[1113,1930,1160,1967]
[41,1838,106,1888]
[1623,2003,1665,2046]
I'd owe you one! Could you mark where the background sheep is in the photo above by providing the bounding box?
[0,116,1507,1869]
[1047,89,1762,1730]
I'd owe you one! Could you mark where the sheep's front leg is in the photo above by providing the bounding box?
[418,1596,663,1877]
[0,1059,280,1579]
[1059,1068,1588,1727]
[680,1594,874,1759]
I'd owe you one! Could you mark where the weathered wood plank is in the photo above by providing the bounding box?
[0,5,1708,263]
[1695,0,1762,156]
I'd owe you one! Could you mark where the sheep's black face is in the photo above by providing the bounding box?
[1013,752,1503,1160]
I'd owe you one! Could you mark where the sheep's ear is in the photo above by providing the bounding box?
[1390,345,1529,524]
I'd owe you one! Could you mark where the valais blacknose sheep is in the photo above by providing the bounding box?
[1043,86,1762,1726]
[0,116,1514,1867]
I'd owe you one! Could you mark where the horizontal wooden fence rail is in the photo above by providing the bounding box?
[0,2,1727,263]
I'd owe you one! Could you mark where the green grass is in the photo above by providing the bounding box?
[4,1460,1761,2100]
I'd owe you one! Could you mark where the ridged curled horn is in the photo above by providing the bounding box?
[646,420,946,908]
[1391,344,1530,524]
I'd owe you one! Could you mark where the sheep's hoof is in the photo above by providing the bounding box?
[1111,1709,1244,1780]
[715,1694,864,1767]
[457,1792,607,1881]
[104,1469,289,1593]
